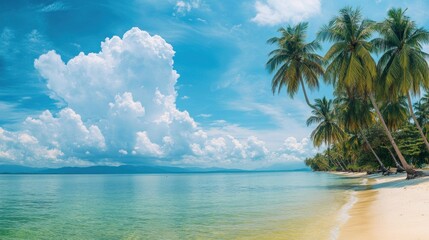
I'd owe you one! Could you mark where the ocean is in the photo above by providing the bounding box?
[0,172,361,239]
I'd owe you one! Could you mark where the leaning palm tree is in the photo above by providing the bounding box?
[380,97,409,172]
[318,6,415,176]
[335,93,388,172]
[373,8,429,152]
[307,97,345,170]
[266,22,325,108]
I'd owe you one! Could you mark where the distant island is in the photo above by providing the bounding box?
[0,164,309,174]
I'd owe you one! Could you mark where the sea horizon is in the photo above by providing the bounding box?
[0,163,310,175]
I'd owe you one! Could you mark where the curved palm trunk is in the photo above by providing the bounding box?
[387,148,405,172]
[327,145,345,171]
[369,94,413,173]
[407,93,429,152]
[360,131,388,172]
[334,157,346,171]
[301,81,314,108]
[338,159,347,171]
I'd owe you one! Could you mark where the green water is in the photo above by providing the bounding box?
[0,172,360,239]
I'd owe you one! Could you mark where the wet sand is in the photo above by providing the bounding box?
[339,174,429,240]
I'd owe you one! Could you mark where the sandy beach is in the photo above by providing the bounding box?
[339,173,429,240]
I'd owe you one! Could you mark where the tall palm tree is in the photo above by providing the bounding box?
[318,6,414,174]
[335,93,388,172]
[267,22,325,108]
[307,97,345,170]
[373,8,429,152]
[380,97,409,172]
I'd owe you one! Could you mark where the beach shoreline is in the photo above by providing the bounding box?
[337,173,429,240]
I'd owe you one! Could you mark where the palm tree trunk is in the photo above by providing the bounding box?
[300,81,314,108]
[360,131,388,172]
[335,157,346,171]
[407,93,429,152]
[387,148,405,172]
[369,94,413,172]
[327,144,345,171]
[338,159,347,171]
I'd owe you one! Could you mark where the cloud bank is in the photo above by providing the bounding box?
[0,27,312,169]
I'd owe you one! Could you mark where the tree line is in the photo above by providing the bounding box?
[266,7,429,179]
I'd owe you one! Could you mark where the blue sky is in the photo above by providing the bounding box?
[1,0,429,169]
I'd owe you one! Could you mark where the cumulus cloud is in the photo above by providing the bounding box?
[0,27,312,169]
[281,137,309,154]
[24,108,106,153]
[0,127,93,167]
[251,0,321,26]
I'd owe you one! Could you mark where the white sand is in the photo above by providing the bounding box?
[339,174,429,240]
[329,171,368,177]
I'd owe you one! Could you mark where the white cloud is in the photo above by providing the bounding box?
[281,137,310,154]
[175,0,201,15]
[134,131,163,157]
[0,27,313,169]
[197,113,212,118]
[109,92,145,117]
[0,127,66,166]
[23,108,106,153]
[251,0,321,26]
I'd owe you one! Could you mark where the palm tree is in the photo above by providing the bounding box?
[344,133,361,169]
[380,97,409,172]
[318,6,414,175]
[414,101,428,127]
[373,8,429,152]
[414,92,429,132]
[266,22,325,108]
[307,97,345,170]
[381,96,409,131]
[335,93,388,172]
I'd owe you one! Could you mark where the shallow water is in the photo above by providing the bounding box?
[0,172,361,239]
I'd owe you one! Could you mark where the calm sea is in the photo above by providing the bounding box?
[0,172,361,239]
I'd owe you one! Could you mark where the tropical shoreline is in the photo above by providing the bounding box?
[337,173,429,239]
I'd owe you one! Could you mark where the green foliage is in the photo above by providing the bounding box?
[318,6,377,98]
[304,153,329,171]
[307,97,345,147]
[266,22,324,104]
[268,6,429,172]
[394,124,427,167]
[373,8,429,99]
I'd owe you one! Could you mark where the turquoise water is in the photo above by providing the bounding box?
[0,172,360,239]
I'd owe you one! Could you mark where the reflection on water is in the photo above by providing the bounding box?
[0,172,361,239]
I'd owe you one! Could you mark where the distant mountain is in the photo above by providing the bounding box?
[257,162,310,172]
[0,165,47,174]
[0,164,248,174]
[0,163,309,174]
